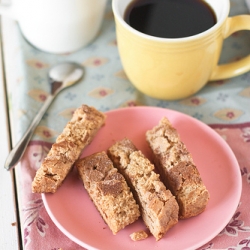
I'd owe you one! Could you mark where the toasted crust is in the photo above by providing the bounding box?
[108,138,179,241]
[75,152,140,235]
[146,117,210,219]
[32,105,106,193]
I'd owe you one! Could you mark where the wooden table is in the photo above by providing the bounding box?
[0,16,19,249]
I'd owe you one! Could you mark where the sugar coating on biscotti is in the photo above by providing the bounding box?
[75,151,140,235]
[146,117,210,219]
[108,138,179,241]
[32,105,106,193]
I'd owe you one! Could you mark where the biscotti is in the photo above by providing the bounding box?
[32,105,106,193]
[146,117,209,219]
[108,138,179,241]
[75,151,140,235]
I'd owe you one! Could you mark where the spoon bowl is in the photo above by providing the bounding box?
[4,62,84,170]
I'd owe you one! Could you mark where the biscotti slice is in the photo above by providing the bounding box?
[32,105,106,193]
[146,117,210,219]
[108,138,179,241]
[75,151,140,235]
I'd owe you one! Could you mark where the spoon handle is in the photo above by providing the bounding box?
[5,95,55,170]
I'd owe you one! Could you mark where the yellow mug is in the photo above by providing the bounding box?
[113,0,250,100]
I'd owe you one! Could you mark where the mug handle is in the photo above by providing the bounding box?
[210,15,250,81]
[0,3,18,19]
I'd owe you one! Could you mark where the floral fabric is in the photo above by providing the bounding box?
[19,124,250,250]
[4,0,250,145]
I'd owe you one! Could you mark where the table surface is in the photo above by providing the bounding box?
[1,0,250,249]
[0,17,19,250]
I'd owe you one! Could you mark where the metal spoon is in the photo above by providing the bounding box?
[4,62,84,170]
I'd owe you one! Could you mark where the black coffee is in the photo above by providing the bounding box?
[124,0,216,38]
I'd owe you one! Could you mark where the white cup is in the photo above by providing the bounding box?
[0,0,107,54]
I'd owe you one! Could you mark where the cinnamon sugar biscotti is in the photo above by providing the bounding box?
[146,117,210,219]
[75,151,140,235]
[32,105,106,193]
[108,138,179,241]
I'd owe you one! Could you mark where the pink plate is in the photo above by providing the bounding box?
[42,106,242,250]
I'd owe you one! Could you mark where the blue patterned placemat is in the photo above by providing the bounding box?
[7,0,250,143]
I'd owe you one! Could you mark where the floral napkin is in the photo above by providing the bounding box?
[18,123,250,250]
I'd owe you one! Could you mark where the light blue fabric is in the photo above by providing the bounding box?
[9,0,250,142]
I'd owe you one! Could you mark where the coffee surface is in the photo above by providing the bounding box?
[124,0,217,38]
